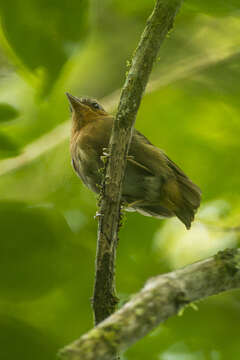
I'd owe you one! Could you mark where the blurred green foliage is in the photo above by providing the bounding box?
[0,103,19,122]
[0,0,89,93]
[0,1,239,359]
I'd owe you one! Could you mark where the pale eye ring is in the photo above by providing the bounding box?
[92,102,100,110]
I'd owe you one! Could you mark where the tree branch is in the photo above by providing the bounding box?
[59,248,240,360]
[92,0,182,325]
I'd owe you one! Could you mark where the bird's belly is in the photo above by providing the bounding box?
[73,147,161,201]
[72,149,101,193]
[80,162,101,193]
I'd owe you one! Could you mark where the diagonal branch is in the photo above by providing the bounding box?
[92,0,182,326]
[59,248,240,360]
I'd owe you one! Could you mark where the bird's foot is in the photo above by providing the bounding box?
[100,148,110,163]
[103,147,110,156]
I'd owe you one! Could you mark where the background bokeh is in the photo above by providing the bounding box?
[0,1,240,359]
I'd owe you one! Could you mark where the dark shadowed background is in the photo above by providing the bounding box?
[0,1,240,359]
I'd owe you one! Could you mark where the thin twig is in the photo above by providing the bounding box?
[92,0,182,326]
[59,248,240,360]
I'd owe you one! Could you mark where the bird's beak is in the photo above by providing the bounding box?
[66,92,87,112]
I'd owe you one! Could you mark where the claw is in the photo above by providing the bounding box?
[103,147,110,156]
[100,148,110,162]
[94,212,103,220]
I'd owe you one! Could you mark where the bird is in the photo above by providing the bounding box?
[66,93,201,229]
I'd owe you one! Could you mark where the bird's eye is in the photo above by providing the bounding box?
[92,102,100,110]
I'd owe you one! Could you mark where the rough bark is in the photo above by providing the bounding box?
[59,248,240,360]
[93,0,182,326]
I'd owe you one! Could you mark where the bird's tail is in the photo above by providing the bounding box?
[174,176,201,229]
[133,174,201,229]
[165,157,201,229]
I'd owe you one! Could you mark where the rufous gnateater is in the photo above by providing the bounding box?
[67,93,201,229]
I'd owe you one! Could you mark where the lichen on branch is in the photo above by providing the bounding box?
[92,0,182,326]
[59,248,240,360]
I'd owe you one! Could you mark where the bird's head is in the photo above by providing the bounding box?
[66,93,108,129]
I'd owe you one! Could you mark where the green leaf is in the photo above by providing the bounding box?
[0,103,19,122]
[0,0,89,92]
[0,316,58,360]
[0,132,20,158]
[0,202,75,301]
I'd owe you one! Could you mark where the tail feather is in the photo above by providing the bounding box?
[175,205,195,229]
[174,176,201,229]
[165,156,201,229]
[177,175,201,208]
